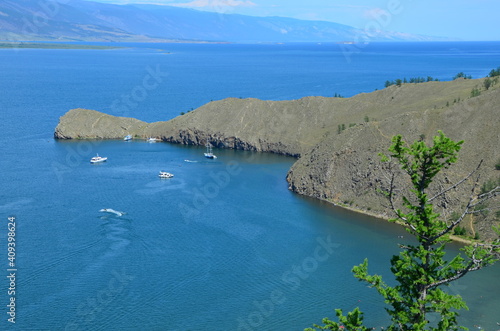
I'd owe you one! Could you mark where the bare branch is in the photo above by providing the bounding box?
[478,186,500,199]
[428,167,489,242]
[468,206,500,214]
[427,264,480,290]
[467,185,500,212]
[475,242,500,249]
[426,244,498,290]
[428,160,483,203]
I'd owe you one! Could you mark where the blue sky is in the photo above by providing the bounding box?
[90,0,500,40]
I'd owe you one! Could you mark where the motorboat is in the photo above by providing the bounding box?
[90,154,107,164]
[158,171,174,178]
[124,134,132,141]
[148,137,160,143]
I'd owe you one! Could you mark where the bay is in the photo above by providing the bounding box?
[1,41,499,330]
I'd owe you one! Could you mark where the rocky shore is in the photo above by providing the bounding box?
[55,78,500,241]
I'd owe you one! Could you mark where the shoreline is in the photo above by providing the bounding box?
[0,42,121,50]
[324,198,478,246]
[314,197,478,245]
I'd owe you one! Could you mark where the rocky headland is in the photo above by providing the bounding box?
[55,77,500,241]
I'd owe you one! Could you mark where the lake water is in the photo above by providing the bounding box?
[1,41,500,330]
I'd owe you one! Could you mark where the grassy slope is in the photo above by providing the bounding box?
[143,78,483,155]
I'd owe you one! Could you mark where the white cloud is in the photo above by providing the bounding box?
[363,8,390,19]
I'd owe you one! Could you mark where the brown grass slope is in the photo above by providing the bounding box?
[56,78,482,154]
[287,82,500,241]
[54,108,147,139]
[149,78,484,156]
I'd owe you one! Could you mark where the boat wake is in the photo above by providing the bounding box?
[99,208,126,217]
[184,159,198,163]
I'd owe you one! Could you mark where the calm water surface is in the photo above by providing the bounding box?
[1,42,499,330]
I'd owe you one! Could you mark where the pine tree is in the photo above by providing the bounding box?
[307,131,500,331]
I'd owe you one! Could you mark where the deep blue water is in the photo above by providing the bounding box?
[1,41,500,330]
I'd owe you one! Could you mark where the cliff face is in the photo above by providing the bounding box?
[54,78,500,240]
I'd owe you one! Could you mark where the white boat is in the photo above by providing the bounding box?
[204,142,217,159]
[148,137,160,143]
[158,171,174,178]
[90,154,107,163]
[124,134,132,141]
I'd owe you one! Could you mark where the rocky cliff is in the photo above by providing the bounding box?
[54,78,500,240]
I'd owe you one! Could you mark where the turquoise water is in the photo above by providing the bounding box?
[1,42,500,330]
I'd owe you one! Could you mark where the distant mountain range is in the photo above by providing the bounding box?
[0,0,449,43]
